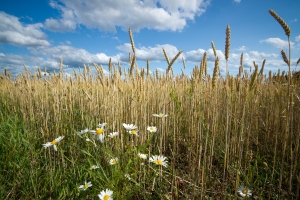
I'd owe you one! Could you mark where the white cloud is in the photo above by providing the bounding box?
[260,38,294,49]
[296,35,300,42]
[185,48,225,62]
[234,0,241,3]
[0,12,50,47]
[235,46,246,51]
[117,43,182,62]
[45,0,211,32]
[28,45,121,67]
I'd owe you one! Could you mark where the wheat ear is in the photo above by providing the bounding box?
[212,57,219,88]
[128,28,136,54]
[281,50,289,65]
[269,10,290,37]
[211,41,217,57]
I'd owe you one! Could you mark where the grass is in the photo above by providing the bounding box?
[0,10,300,199]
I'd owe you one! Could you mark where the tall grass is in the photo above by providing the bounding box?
[0,10,300,199]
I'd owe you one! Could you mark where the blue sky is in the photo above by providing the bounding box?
[0,0,299,77]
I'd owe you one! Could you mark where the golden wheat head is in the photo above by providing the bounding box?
[225,25,230,61]
[128,28,136,54]
[281,50,289,65]
[269,10,290,37]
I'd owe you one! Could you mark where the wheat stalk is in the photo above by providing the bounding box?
[166,50,183,75]
[211,41,217,57]
[225,25,230,76]
[128,28,136,54]
[212,57,219,88]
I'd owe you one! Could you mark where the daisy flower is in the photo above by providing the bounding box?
[78,181,92,191]
[109,157,118,165]
[149,155,168,167]
[152,113,168,118]
[90,165,99,170]
[147,126,157,133]
[77,128,89,136]
[122,123,137,130]
[42,136,64,151]
[98,122,107,128]
[90,127,105,143]
[124,174,131,180]
[138,153,147,160]
[108,132,119,138]
[128,129,139,137]
[98,189,113,200]
[237,186,252,198]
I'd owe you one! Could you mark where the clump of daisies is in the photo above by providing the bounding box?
[149,155,168,167]
[42,136,64,151]
[237,186,252,198]
[78,181,92,191]
[90,122,107,143]
[98,189,113,200]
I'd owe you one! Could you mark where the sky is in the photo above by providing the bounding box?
[0,0,300,77]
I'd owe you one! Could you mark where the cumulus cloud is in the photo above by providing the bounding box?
[0,12,50,47]
[235,46,246,51]
[296,35,300,42]
[185,48,225,62]
[260,38,294,49]
[117,43,182,62]
[44,0,211,32]
[234,0,241,3]
[28,45,122,67]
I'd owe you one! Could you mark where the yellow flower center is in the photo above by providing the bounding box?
[96,128,104,135]
[158,113,163,117]
[51,139,57,145]
[131,130,137,134]
[154,160,163,165]
[150,127,154,131]
[104,194,110,200]
[112,159,117,164]
[242,189,248,194]
[84,183,89,189]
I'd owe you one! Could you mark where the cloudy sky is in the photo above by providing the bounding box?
[1,0,299,77]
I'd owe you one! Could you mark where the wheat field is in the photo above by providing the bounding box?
[0,10,299,199]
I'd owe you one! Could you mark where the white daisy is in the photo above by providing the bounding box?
[90,127,105,143]
[122,123,138,130]
[109,158,118,165]
[138,153,147,160]
[237,186,252,197]
[124,174,131,180]
[90,165,99,170]
[78,181,92,191]
[152,113,168,118]
[147,126,157,133]
[108,132,119,138]
[128,129,139,137]
[98,122,107,128]
[98,189,113,200]
[77,128,89,136]
[149,155,168,167]
[42,136,64,151]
